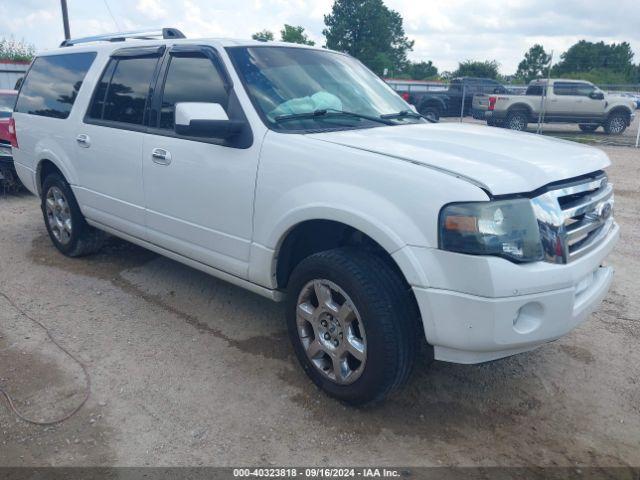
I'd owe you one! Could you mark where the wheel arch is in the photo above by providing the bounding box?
[606,106,633,123]
[418,96,446,114]
[506,103,533,116]
[35,156,75,198]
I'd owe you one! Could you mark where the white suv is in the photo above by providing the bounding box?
[11,29,619,404]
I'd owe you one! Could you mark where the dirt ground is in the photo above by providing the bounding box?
[0,145,639,467]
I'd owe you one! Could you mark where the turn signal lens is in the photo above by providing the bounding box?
[8,117,18,148]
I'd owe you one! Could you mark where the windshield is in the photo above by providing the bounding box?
[226,46,420,132]
[0,93,17,119]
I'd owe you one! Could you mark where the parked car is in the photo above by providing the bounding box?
[0,89,21,190]
[616,92,640,109]
[12,29,619,405]
[473,79,636,133]
[407,77,507,121]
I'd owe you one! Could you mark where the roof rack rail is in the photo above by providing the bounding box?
[60,27,186,47]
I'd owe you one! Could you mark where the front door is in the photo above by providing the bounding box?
[74,47,163,239]
[142,46,260,279]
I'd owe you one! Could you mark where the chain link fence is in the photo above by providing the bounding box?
[387,79,640,148]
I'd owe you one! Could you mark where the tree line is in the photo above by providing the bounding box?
[253,0,640,85]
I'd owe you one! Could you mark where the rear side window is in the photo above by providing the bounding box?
[526,85,544,96]
[14,52,96,119]
[88,55,159,126]
[553,82,576,96]
[158,54,228,129]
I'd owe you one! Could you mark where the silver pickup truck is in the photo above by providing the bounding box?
[473,79,636,134]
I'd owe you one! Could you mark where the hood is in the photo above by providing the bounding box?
[306,123,611,195]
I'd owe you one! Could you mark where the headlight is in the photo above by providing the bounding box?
[439,199,544,263]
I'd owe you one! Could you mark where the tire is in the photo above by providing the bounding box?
[505,110,528,131]
[0,161,24,193]
[603,113,628,135]
[419,105,440,123]
[41,172,106,257]
[286,248,423,406]
[579,124,599,132]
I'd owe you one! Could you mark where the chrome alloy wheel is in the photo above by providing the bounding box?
[45,186,73,245]
[509,115,526,131]
[609,116,625,134]
[296,279,367,385]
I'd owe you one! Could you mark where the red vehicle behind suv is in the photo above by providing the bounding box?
[0,89,20,190]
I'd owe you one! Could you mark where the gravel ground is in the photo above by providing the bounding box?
[0,145,638,467]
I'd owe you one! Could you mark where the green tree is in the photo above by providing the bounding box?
[251,30,274,42]
[399,60,438,80]
[516,44,551,82]
[323,0,414,76]
[280,25,315,46]
[552,40,635,79]
[0,37,35,62]
[454,60,500,79]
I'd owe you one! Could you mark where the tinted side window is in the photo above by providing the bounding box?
[89,56,158,125]
[526,85,544,96]
[15,53,96,119]
[553,82,576,96]
[575,83,595,96]
[158,54,228,129]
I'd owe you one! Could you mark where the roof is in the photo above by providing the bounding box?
[39,37,328,57]
[529,78,594,85]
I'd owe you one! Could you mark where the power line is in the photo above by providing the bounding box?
[103,0,121,30]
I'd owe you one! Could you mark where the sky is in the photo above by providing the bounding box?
[2,0,639,74]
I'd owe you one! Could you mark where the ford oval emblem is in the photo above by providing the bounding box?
[600,202,612,221]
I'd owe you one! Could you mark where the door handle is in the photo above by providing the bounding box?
[76,134,90,147]
[151,148,172,165]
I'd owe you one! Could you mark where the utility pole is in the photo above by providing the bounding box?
[61,0,71,40]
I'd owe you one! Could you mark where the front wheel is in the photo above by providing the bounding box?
[603,113,628,135]
[420,105,440,123]
[286,248,422,405]
[41,173,106,257]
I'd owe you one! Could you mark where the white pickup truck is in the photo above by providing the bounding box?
[11,29,619,405]
[474,79,636,133]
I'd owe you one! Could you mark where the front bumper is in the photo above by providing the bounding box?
[397,223,619,364]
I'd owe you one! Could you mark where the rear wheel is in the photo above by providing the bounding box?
[41,173,106,257]
[603,113,628,135]
[579,124,599,132]
[286,248,422,405]
[505,110,529,131]
[420,105,440,123]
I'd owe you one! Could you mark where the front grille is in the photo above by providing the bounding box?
[530,172,614,264]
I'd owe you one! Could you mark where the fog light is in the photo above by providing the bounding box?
[513,303,543,334]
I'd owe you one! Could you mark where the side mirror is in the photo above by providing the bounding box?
[589,91,605,100]
[174,102,245,139]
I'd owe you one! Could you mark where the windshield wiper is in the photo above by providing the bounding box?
[274,108,395,125]
[380,109,437,123]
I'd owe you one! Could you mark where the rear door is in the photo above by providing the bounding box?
[547,82,587,121]
[75,46,163,239]
[141,45,259,278]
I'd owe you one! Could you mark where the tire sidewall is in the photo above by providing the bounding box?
[286,254,407,405]
[41,173,86,256]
